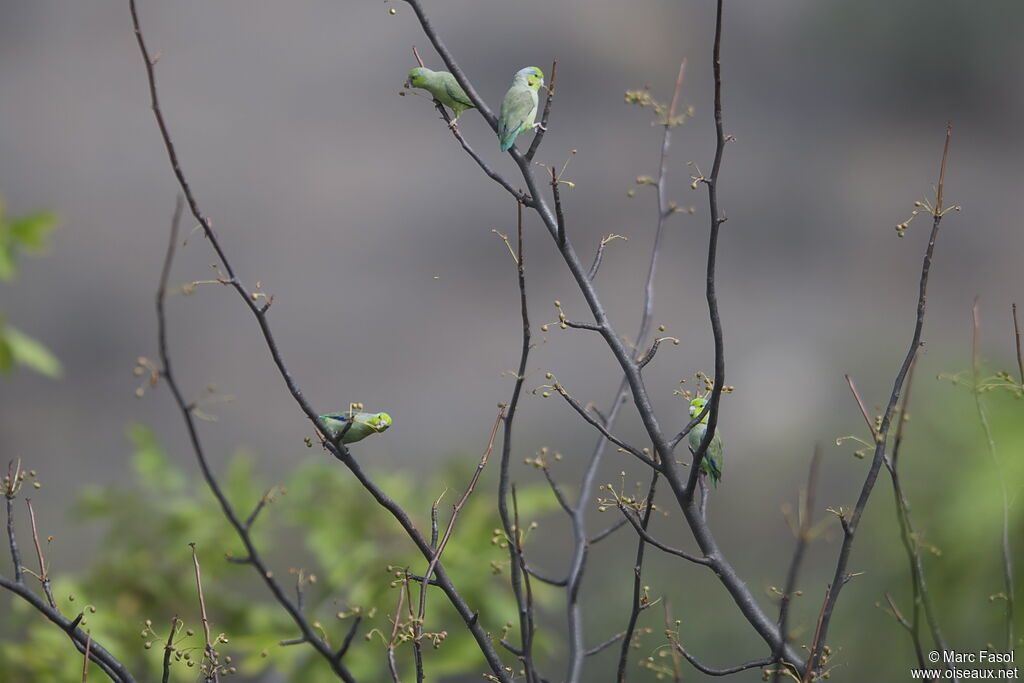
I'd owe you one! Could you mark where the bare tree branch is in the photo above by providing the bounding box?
[805,124,955,681]
[414,407,503,682]
[771,447,822,683]
[130,2,513,676]
[884,358,949,678]
[0,574,135,682]
[25,499,55,608]
[496,200,540,682]
[972,299,1015,656]
[4,459,24,584]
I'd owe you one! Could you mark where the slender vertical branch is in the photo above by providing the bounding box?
[772,448,821,683]
[4,459,23,584]
[414,408,503,682]
[497,200,540,682]
[0,575,135,682]
[616,473,660,682]
[1012,303,1023,386]
[189,543,218,683]
[131,2,511,676]
[525,60,558,162]
[972,300,1015,655]
[569,59,687,683]
[162,616,180,683]
[81,631,93,683]
[885,359,951,676]
[844,375,879,440]
[404,0,803,671]
[805,124,954,681]
[685,0,727,499]
[26,499,55,608]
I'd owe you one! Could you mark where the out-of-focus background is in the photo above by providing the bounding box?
[2,0,1023,680]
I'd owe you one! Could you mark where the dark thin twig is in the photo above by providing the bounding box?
[663,601,683,683]
[615,502,708,566]
[497,200,540,683]
[386,582,406,683]
[404,0,804,672]
[189,543,219,683]
[844,375,879,440]
[617,473,660,683]
[551,167,567,245]
[131,2,510,675]
[525,61,558,162]
[512,485,539,683]
[586,234,625,281]
[972,300,1015,656]
[4,459,23,584]
[550,385,653,466]
[1013,303,1023,385]
[562,319,602,332]
[684,0,727,501]
[588,518,628,545]
[523,565,568,587]
[673,642,771,678]
[151,196,356,680]
[335,615,363,661]
[637,336,678,370]
[244,489,274,530]
[25,499,54,608]
[585,631,625,657]
[805,124,954,682]
[771,448,822,683]
[0,574,134,682]
[81,630,93,683]
[162,616,180,683]
[414,408,503,682]
[540,466,574,516]
[885,358,950,677]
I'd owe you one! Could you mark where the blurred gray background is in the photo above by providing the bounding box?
[2,0,1023,680]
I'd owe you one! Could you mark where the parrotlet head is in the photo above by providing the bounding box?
[514,66,545,91]
[364,412,393,432]
[688,397,709,423]
[406,67,432,89]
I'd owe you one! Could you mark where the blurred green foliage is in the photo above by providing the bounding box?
[0,195,61,378]
[0,424,559,681]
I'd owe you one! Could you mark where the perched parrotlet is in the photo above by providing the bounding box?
[406,67,475,126]
[498,66,544,152]
[688,397,723,487]
[319,409,393,444]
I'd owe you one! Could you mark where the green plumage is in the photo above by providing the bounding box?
[688,397,723,487]
[406,67,475,123]
[498,66,544,152]
[319,410,393,444]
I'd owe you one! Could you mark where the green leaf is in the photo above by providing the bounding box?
[9,211,58,253]
[0,334,12,373]
[127,423,186,494]
[4,325,61,378]
[0,244,15,281]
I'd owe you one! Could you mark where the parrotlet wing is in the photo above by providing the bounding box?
[688,423,724,487]
[438,73,474,116]
[498,85,538,152]
[319,411,392,444]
